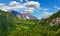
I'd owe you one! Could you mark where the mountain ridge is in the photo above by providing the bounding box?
[0,10,60,36]
[8,10,38,20]
[45,10,60,24]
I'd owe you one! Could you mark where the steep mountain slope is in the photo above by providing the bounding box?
[0,10,17,36]
[0,10,36,28]
[45,10,60,24]
[0,10,60,36]
[20,13,38,20]
[0,10,36,36]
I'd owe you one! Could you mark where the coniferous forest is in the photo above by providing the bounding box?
[0,10,60,36]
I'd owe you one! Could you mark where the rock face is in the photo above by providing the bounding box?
[50,18,60,25]
[20,13,38,20]
[8,10,38,20]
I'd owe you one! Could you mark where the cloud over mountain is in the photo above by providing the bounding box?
[41,12,53,18]
[0,5,10,11]
[0,1,40,13]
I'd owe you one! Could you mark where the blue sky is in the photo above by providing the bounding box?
[0,0,60,19]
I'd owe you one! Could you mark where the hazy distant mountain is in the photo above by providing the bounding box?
[8,10,38,20]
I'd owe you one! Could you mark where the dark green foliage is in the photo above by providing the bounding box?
[0,10,60,36]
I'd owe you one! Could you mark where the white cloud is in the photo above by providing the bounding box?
[0,1,26,11]
[0,1,40,13]
[9,1,26,9]
[43,8,49,11]
[41,12,53,18]
[54,6,60,10]
[0,5,10,11]
[24,8,34,13]
[0,6,10,11]
[0,3,8,11]
[24,1,40,8]
[9,1,19,6]
[9,4,26,9]
[23,1,40,13]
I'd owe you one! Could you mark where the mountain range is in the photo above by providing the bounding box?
[0,10,60,36]
[8,10,38,20]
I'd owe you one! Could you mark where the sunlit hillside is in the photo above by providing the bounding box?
[0,10,60,36]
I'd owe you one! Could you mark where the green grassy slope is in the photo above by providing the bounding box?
[0,10,60,36]
[0,10,37,36]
